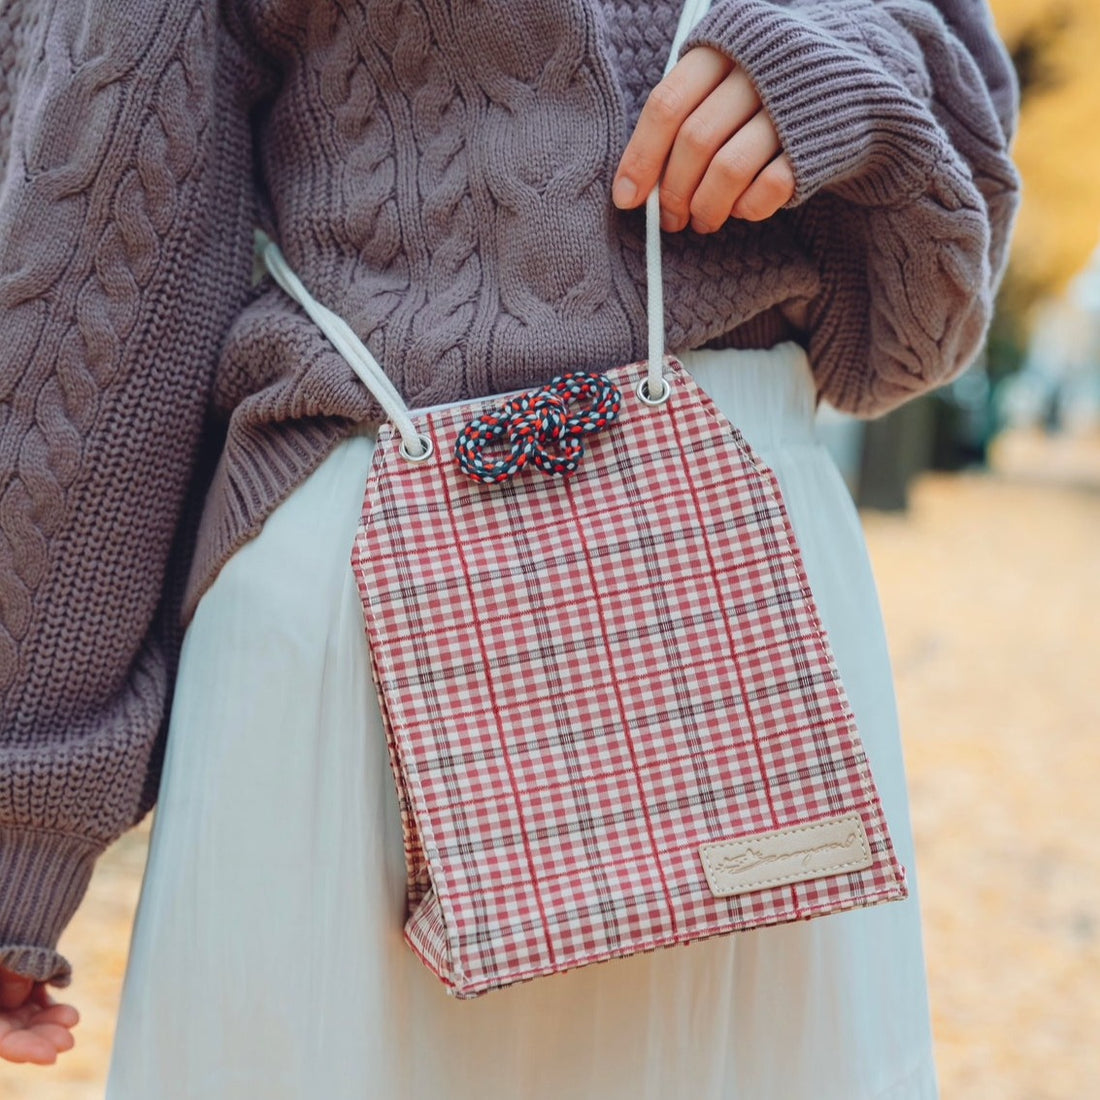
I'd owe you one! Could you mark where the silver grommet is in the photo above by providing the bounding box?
[635,375,671,407]
[399,434,434,462]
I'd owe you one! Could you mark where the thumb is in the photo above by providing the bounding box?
[0,969,35,1012]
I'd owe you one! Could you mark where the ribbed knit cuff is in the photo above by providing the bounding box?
[0,826,100,986]
[683,0,943,207]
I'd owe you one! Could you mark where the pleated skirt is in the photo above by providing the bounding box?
[108,343,938,1099]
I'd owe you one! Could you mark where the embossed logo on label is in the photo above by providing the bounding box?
[699,813,872,897]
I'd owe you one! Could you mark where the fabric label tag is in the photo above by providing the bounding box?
[699,813,872,897]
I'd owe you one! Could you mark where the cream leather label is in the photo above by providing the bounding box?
[699,814,872,897]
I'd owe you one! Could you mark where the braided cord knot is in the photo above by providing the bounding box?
[454,372,622,484]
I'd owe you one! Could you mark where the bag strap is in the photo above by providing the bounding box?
[644,0,714,403]
[257,238,427,456]
[256,0,713,459]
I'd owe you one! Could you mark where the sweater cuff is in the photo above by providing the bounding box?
[0,826,100,986]
[683,0,942,207]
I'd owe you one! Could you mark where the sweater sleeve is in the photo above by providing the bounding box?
[683,0,1021,414]
[0,2,257,985]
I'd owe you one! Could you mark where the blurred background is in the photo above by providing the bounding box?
[5,0,1100,1096]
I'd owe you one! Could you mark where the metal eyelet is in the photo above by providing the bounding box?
[399,434,434,462]
[635,375,671,407]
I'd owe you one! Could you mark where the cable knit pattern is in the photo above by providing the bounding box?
[1,0,1018,985]
[0,1,257,983]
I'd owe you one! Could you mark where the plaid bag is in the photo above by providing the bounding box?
[254,0,904,1001]
[346,359,907,998]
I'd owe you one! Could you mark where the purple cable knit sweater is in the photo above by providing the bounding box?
[1,0,1017,985]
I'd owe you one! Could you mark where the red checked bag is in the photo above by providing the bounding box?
[255,2,905,1002]
[348,359,910,997]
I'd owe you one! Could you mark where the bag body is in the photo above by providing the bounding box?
[351,357,907,998]
[255,0,904,998]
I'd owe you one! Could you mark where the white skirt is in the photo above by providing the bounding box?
[108,344,938,1099]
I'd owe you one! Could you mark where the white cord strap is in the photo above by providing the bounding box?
[254,230,432,460]
[643,0,713,403]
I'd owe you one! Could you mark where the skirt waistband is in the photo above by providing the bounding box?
[678,341,817,451]
[354,342,819,452]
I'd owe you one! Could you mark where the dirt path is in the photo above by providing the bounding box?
[4,434,1099,1099]
[863,441,1100,1099]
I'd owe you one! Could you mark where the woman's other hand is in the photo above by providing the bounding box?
[0,966,79,1064]
[613,46,794,232]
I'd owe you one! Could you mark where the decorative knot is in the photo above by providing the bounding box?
[454,372,621,484]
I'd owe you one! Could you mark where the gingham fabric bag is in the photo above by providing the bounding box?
[256,0,906,999]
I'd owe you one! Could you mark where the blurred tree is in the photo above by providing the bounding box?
[828,1,1100,508]
[990,0,1100,314]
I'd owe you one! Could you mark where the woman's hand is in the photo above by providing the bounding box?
[613,46,794,233]
[0,967,79,1065]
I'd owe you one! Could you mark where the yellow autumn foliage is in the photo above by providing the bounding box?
[990,0,1100,304]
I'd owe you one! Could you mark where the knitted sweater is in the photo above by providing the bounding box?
[1,0,1017,985]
